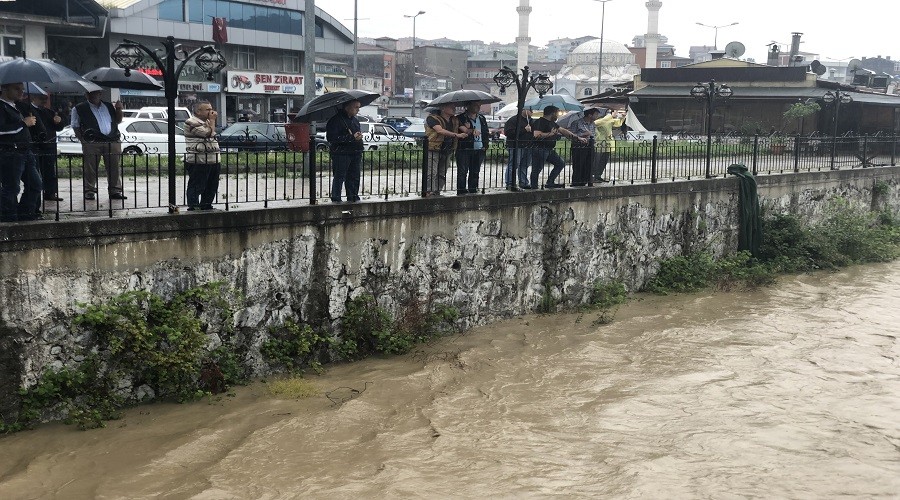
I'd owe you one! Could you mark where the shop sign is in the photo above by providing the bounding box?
[225,71,305,95]
[177,81,222,93]
[120,89,165,97]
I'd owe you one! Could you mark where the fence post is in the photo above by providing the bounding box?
[420,138,428,197]
[650,135,658,183]
[752,134,759,176]
[892,133,897,167]
[861,135,869,168]
[308,135,317,205]
[793,135,800,173]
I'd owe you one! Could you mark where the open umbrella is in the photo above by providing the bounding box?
[523,93,584,112]
[32,79,103,94]
[0,57,84,85]
[25,82,48,96]
[496,102,521,119]
[294,89,379,123]
[429,89,501,106]
[83,67,163,91]
[556,107,607,129]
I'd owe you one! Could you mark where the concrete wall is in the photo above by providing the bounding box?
[1,167,898,410]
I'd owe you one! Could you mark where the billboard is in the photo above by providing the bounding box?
[225,71,305,95]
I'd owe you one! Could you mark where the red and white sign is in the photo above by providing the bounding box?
[225,71,305,95]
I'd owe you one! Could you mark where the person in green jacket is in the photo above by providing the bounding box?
[593,108,624,182]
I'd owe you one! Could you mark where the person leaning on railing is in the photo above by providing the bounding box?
[325,99,364,203]
[183,100,221,211]
[531,105,586,189]
[424,103,465,197]
[0,82,42,222]
[566,107,603,186]
[455,101,490,195]
[503,108,533,190]
[592,108,624,183]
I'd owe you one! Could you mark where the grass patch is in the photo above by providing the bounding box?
[265,377,319,399]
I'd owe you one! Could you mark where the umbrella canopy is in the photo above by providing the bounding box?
[429,89,501,106]
[82,67,163,91]
[0,57,84,85]
[556,107,607,129]
[496,102,522,119]
[523,93,584,112]
[294,89,379,123]
[25,82,49,96]
[32,78,103,94]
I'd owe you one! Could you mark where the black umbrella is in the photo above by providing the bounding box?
[82,67,163,91]
[429,89,501,106]
[294,89,379,123]
[0,57,84,85]
[30,79,103,94]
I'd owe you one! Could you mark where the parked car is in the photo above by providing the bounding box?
[403,122,426,140]
[122,106,193,123]
[486,118,505,140]
[360,122,416,150]
[218,122,289,151]
[56,118,187,156]
[380,116,414,133]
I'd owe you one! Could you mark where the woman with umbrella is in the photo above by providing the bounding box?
[325,99,364,203]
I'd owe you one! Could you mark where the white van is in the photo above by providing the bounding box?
[123,106,193,122]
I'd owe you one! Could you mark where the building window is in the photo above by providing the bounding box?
[660,60,671,68]
[584,88,593,96]
[1,35,22,57]
[234,46,256,70]
[315,21,324,38]
[384,71,390,79]
[158,0,184,21]
[282,51,300,73]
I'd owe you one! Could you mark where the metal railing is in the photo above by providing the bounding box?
[6,132,898,221]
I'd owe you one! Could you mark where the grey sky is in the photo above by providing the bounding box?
[324,0,890,66]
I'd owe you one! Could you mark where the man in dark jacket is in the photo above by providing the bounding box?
[0,82,41,222]
[325,99,364,202]
[29,93,66,202]
[531,105,586,189]
[503,108,532,190]
[71,90,126,201]
[455,101,490,195]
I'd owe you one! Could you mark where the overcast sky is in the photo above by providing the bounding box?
[323,0,891,66]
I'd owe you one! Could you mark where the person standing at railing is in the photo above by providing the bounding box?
[183,100,221,211]
[325,99,364,203]
[29,93,66,203]
[71,90,126,201]
[0,82,41,222]
[455,101,490,195]
[503,108,533,191]
[531,105,586,189]
[567,107,603,186]
[424,103,465,197]
[593,108,624,183]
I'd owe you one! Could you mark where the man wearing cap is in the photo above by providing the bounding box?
[71,90,126,201]
[566,107,603,186]
[530,105,586,189]
[0,82,41,222]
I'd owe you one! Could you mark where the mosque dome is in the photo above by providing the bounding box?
[570,38,630,55]
[566,38,634,67]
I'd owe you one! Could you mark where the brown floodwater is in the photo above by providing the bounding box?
[1,264,899,499]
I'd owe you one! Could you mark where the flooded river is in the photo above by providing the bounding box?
[1,264,899,499]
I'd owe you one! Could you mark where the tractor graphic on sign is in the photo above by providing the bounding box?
[231,74,252,90]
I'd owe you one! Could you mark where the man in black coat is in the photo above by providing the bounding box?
[0,82,41,222]
[29,94,66,201]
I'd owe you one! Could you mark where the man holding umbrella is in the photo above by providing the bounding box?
[0,82,42,222]
[325,99,364,203]
[71,90,126,201]
[29,93,66,202]
[455,101,490,195]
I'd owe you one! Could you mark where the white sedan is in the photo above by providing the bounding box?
[57,118,187,156]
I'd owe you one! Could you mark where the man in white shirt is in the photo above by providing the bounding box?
[71,90,126,201]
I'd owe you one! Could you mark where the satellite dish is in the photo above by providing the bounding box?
[847,58,863,73]
[724,41,745,58]
[809,60,827,76]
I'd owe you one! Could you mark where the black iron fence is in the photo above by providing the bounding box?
[8,133,899,221]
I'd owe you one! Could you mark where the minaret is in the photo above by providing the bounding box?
[644,0,662,69]
[516,0,532,69]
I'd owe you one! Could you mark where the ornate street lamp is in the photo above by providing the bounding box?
[111,36,227,213]
[690,79,732,178]
[822,90,853,168]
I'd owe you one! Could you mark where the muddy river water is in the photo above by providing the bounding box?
[1,264,899,499]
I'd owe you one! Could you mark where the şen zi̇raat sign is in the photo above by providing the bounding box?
[225,71,305,95]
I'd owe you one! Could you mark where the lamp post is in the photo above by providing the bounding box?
[111,36,226,213]
[695,21,738,49]
[594,0,612,94]
[822,90,853,169]
[405,11,425,118]
[690,79,733,178]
